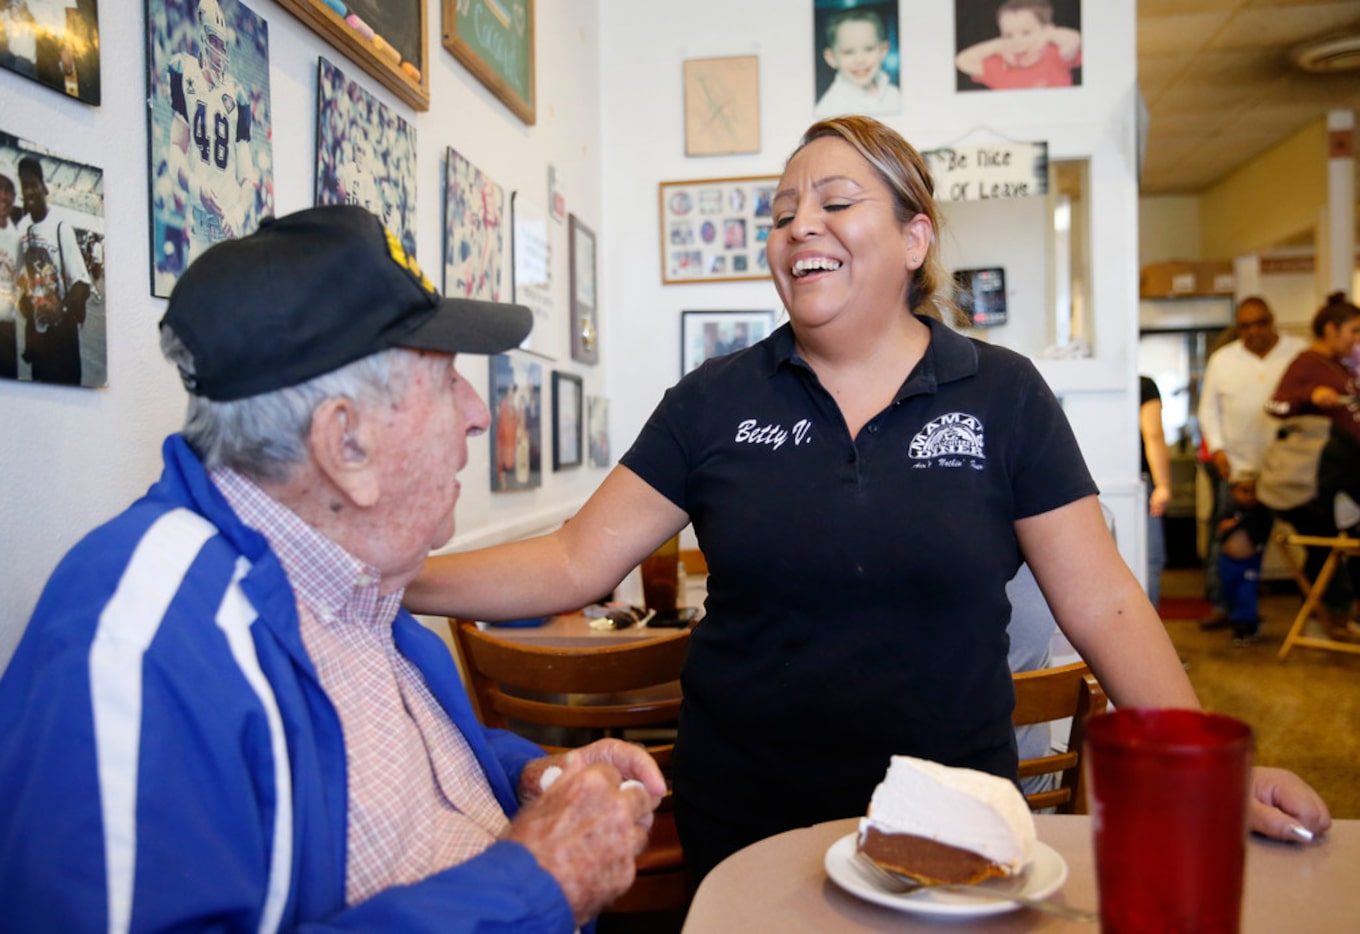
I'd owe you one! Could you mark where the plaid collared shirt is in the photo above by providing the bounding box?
[213,469,509,905]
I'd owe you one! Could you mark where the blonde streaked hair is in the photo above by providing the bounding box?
[791,115,963,325]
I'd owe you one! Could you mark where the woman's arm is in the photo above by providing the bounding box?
[403,465,689,620]
[1140,396,1173,517]
[1019,495,1331,841]
[1017,495,1198,709]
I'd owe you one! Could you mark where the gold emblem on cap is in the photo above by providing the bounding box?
[385,227,435,295]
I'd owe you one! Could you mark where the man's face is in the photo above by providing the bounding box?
[361,352,491,594]
[19,172,46,218]
[1235,302,1277,357]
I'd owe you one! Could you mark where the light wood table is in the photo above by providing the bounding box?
[683,815,1358,932]
[473,610,699,650]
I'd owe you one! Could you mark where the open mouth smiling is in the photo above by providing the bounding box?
[792,257,843,278]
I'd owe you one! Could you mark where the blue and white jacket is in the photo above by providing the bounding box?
[0,435,575,932]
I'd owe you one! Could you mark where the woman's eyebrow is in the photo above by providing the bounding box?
[772,174,863,205]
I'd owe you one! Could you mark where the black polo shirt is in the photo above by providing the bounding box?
[621,316,1097,833]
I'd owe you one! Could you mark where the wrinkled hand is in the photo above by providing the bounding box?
[1149,486,1171,518]
[518,738,667,807]
[1248,766,1331,842]
[505,750,660,924]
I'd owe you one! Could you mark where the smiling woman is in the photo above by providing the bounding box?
[407,115,1333,890]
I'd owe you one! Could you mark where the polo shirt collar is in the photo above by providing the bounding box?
[765,314,980,396]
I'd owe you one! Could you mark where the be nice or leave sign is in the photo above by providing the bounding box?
[922,141,1049,202]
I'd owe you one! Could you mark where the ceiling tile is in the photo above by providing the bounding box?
[1138,11,1234,56]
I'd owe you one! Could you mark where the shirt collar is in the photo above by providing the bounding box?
[766,314,980,397]
[210,467,399,629]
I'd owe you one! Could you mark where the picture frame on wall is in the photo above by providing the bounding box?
[274,0,429,110]
[568,214,598,365]
[489,352,542,492]
[551,370,583,470]
[442,0,535,125]
[146,0,274,298]
[681,310,776,375]
[587,395,610,467]
[0,0,101,104]
[812,0,900,119]
[315,56,418,260]
[683,55,760,157]
[0,130,106,388]
[510,191,552,356]
[659,175,778,285]
[444,147,506,301]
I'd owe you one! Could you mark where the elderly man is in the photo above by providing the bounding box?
[1197,296,1306,639]
[0,205,663,931]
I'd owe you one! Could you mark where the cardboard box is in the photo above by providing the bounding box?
[1140,261,1234,298]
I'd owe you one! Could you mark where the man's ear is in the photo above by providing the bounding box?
[309,397,380,509]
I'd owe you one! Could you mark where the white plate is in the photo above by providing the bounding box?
[824,833,1068,918]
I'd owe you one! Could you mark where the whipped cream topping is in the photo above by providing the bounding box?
[858,755,1036,874]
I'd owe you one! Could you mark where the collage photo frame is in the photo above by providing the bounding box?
[659,175,778,285]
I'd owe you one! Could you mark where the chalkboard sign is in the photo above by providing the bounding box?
[275,0,428,111]
[442,0,535,125]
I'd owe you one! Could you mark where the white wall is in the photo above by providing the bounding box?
[0,1,605,666]
[598,0,1147,582]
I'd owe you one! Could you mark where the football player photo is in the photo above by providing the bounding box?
[315,56,418,260]
[145,0,273,297]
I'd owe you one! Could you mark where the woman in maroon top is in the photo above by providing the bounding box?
[1268,293,1360,637]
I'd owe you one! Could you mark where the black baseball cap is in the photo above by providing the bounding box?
[161,204,533,401]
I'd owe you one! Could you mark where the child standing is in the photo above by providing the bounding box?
[1215,474,1274,644]
[813,9,901,119]
[956,0,1082,90]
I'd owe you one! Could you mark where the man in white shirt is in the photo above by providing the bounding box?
[1197,297,1307,631]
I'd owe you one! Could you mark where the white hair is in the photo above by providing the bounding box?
[160,327,427,483]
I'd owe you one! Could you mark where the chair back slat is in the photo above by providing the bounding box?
[1011,661,1108,815]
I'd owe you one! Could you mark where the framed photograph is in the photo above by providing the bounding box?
[444,147,506,301]
[146,0,273,297]
[812,0,900,119]
[953,267,1008,328]
[1,130,106,388]
[954,0,1082,92]
[587,395,610,467]
[683,55,760,157]
[274,0,429,110]
[510,191,552,355]
[659,175,778,285]
[551,370,582,470]
[442,0,535,125]
[489,351,542,491]
[681,310,776,375]
[0,0,100,103]
[315,56,418,259]
[568,214,597,365]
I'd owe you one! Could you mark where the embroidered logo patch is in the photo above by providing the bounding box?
[909,412,985,465]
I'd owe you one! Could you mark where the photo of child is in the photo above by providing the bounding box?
[812,1,901,119]
[955,0,1082,92]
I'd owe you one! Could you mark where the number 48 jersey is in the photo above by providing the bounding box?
[168,52,255,257]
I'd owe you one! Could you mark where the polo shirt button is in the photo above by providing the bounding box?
[868,425,878,433]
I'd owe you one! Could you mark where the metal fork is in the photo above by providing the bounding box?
[853,850,1099,923]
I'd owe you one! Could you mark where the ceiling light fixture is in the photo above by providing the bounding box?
[1291,32,1360,73]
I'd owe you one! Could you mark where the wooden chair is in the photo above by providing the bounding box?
[450,619,692,915]
[1277,532,1360,661]
[1011,661,1109,814]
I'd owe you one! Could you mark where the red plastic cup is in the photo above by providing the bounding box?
[1086,709,1254,934]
